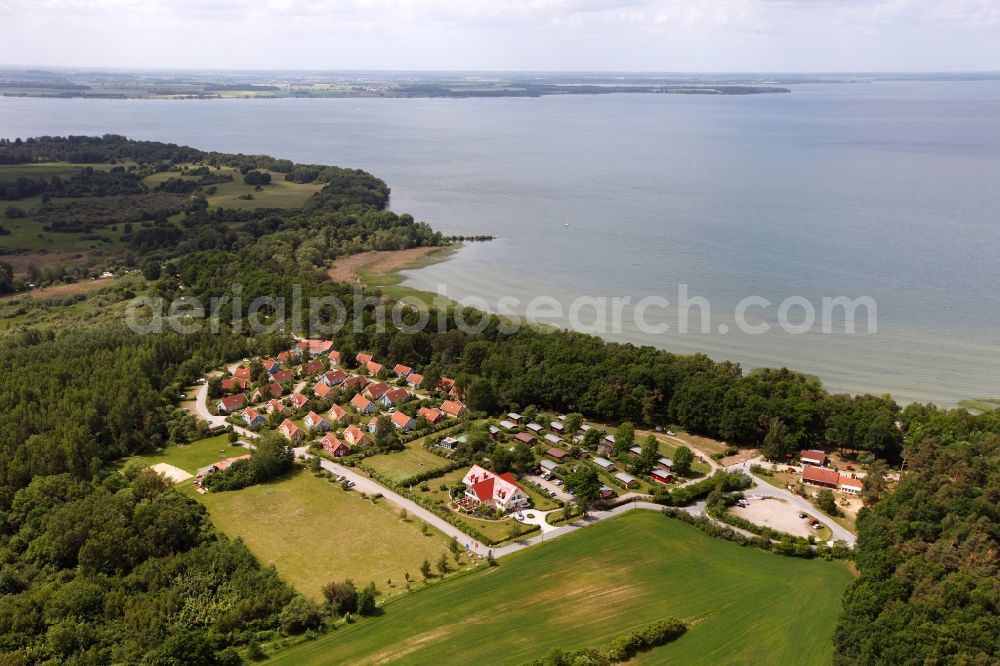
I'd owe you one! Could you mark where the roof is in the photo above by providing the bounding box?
[356,352,374,364]
[303,359,324,373]
[233,367,252,380]
[366,361,383,374]
[393,364,412,376]
[243,407,261,420]
[629,446,642,455]
[351,394,373,410]
[365,381,390,399]
[298,339,333,354]
[526,422,543,432]
[802,465,840,486]
[289,393,308,408]
[382,388,410,404]
[407,373,424,385]
[329,350,341,362]
[271,370,294,384]
[544,434,562,444]
[218,394,245,410]
[329,404,349,420]
[267,399,287,413]
[462,465,525,505]
[344,424,366,442]
[539,459,559,470]
[499,420,517,429]
[323,369,347,384]
[550,421,564,429]
[441,400,465,417]
[615,472,638,484]
[280,419,301,437]
[305,411,326,425]
[593,457,615,469]
[800,449,828,464]
[313,382,333,397]
[417,406,442,421]
[514,432,536,444]
[650,469,671,481]
[391,411,414,428]
[438,376,456,391]
[658,457,674,467]
[320,433,347,451]
[839,476,864,489]
[508,412,522,420]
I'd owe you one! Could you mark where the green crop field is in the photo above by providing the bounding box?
[267,511,853,666]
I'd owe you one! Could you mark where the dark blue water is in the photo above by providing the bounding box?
[2,81,998,405]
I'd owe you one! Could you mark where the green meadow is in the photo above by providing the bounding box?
[267,510,852,665]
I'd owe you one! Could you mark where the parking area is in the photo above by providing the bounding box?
[729,497,823,539]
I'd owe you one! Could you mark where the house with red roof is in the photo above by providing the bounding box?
[233,367,253,381]
[216,394,246,413]
[365,360,384,376]
[417,406,443,424]
[343,424,368,447]
[279,419,304,443]
[350,393,377,414]
[303,359,324,375]
[313,382,334,399]
[341,375,369,391]
[356,352,374,365]
[328,404,351,424]
[438,376,456,394]
[266,399,288,415]
[276,349,299,363]
[304,411,330,432]
[393,364,413,378]
[838,476,864,494]
[801,465,864,496]
[799,450,828,467]
[262,359,280,374]
[241,407,265,426]
[391,411,416,431]
[406,373,424,389]
[441,400,467,418]
[221,377,249,393]
[364,381,391,400]
[461,465,529,513]
[514,432,537,445]
[251,383,283,402]
[288,393,309,410]
[196,454,252,479]
[271,370,294,385]
[321,369,348,386]
[379,388,411,408]
[320,433,350,457]
[297,339,334,355]
[328,350,341,364]
[366,416,382,434]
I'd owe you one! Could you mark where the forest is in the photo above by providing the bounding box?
[0,136,997,664]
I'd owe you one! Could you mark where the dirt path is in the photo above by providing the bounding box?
[326,247,446,284]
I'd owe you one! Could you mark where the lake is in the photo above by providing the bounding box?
[2,81,998,405]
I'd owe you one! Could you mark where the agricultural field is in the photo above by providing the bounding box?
[134,437,463,602]
[267,511,853,665]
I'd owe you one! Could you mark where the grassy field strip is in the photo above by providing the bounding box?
[266,511,853,665]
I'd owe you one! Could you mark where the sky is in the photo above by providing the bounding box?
[0,0,998,72]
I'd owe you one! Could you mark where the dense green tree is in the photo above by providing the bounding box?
[671,445,694,476]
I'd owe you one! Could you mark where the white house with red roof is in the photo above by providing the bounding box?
[241,407,265,426]
[364,381,391,400]
[221,377,249,393]
[266,399,288,415]
[379,388,411,408]
[406,372,424,389]
[271,370,294,385]
[365,360,384,376]
[391,410,416,431]
[251,383,283,402]
[356,352,374,365]
[313,382,333,399]
[350,393,377,414]
[303,359,324,375]
[800,450,828,467]
[288,393,309,410]
[321,369,348,386]
[304,411,330,431]
[801,465,863,494]
[392,363,412,377]
[216,394,246,413]
[461,465,529,513]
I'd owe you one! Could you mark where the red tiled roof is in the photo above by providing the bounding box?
[407,373,424,386]
[329,350,341,362]
[314,382,333,398]
[382,388,410,404]
[441,400,465,417]
[514,432,536,444]
[356,353,373,364]
[234,367,252,380]
[438,377,456,392]
[366,361,383,375]
[218,394,246,410]
[393,364,412,376]
[351,394,373,411]
[391,411,414,428]
[365,382,390,399]
[271,370,294,384]
[329,404,349,421]
[417,406,443,423]
[289,393,309,409]
[303,359,324,374]
[802,465,840,486]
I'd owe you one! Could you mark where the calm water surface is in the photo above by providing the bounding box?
[2,82,998,405]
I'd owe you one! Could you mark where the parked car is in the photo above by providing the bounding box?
[666,430,676,436]
[554,479,564,486]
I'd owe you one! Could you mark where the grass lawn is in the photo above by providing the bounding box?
[267,511,853,665]
[196,470,462,602]
[131,434,238,475]
[364,445,454,484]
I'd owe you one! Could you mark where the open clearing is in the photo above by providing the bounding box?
[197,470,461,602]
[0,277,116,301]
[363,445,454,484]
[268,511,853,666]
[149,462,193,483]
[730,497,822,539]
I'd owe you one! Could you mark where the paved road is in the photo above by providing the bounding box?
[190,362,257,440]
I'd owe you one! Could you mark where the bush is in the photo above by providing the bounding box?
[279,595,322,634]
